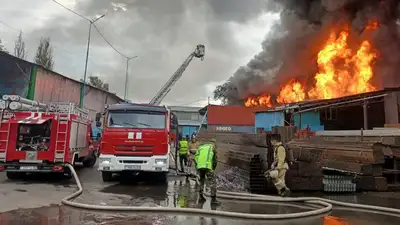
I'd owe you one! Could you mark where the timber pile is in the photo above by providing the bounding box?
[287,134,392,191]
[197,132,270,193]
[197,132,324,193]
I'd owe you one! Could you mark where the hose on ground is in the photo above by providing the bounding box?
[62,164,400,220]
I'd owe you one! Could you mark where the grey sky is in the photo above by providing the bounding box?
[0,0,279,106]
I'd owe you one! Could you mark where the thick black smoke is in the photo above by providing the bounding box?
[215,0,400,105]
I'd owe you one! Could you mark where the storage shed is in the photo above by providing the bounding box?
[255,110,285,132]
[198,105,265,134]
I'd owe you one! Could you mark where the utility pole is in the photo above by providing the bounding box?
[80,14,106,108]
[208,96,210,104]
[124,56,138,100]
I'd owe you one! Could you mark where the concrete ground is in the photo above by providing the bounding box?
[1,164,400,225]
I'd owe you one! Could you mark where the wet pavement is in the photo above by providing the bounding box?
[1,165,400,224]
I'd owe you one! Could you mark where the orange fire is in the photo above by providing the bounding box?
[245,94,272,107]
[244,22,378,107]
[276,79,306,104]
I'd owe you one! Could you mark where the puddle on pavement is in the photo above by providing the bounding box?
[1,205,400,225]
[2,166,400,224]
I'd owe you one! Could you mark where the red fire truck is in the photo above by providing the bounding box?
[0,95,97,179]
[97,103,179,182]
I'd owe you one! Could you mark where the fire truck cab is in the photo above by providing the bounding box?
[97,103,178,182]
[0,95,97,179]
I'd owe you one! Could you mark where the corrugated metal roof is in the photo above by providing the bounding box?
[178,119,201,126]
[207,105,261,126]
[169,105,203,112]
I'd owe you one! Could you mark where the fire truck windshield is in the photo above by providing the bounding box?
[107,111,166,129]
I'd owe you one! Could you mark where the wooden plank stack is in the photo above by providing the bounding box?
[287,134,391,191]
[197,132,270,193]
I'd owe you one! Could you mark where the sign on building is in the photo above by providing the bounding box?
[215,126,232,132]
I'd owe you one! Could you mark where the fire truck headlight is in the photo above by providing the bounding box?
[100,158,111,164]
[155,159,166,165]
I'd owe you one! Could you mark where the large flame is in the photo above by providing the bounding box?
[276,79,306,104]
[245,23,378,107]
[244,94,272,107]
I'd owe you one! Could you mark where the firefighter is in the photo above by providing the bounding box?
[195,138,220,205]
[178,136,189,172]
[189,135,199,165]
[266,135,291,197]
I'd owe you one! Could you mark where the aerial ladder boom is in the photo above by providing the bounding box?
[149,44,205,105]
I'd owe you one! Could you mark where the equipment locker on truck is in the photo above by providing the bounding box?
[97,103,179,182]
[0,95,97,179]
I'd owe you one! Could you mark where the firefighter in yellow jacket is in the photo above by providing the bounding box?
[266,135,290,197]
[195,138,220,205]
[178,136,189,172]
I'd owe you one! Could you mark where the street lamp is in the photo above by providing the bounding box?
[124,56,138,100]
[80,14,106,108]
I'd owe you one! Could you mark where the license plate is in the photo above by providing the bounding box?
[20,166,37,170]
[155,167,162,171]
[124,165,141,170]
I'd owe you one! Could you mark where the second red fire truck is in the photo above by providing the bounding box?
[0,95,97,179]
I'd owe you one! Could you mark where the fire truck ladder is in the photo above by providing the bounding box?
[50,102,90,162]
[0,111,11,162]
[149,44,205,105]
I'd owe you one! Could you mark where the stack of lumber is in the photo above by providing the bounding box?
[197,132,326,193]
[197,132,269,193]
[287,137,388,191]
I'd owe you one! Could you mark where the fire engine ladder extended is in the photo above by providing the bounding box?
[149,44,205,105]
[50,102,90,162]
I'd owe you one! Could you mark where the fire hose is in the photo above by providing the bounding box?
[62,164,400,220]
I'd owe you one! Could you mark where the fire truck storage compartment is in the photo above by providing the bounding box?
[16,119,52,152]
[69,121,88,151]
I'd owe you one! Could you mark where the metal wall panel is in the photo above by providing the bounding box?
[35,67,80,104]
[179,125,198,137]
[207,105,257,126]
[0,52,32,97]
[35,67,121,119]
[207,124,255,134]
[294,111,324,131]
[255,111,284,131]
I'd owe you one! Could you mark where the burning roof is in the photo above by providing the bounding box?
[245,22,378,107]
[215,0,400,108]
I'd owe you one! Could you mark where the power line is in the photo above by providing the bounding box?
[52,0,130,59]
[0,18,105,74]
[52,0,89,22]
[92,24,128,58]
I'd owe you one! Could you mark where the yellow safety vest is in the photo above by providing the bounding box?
[195,144,214,170]
[179,140,189,155]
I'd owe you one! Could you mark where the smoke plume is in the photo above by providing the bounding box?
[216,0,400,105]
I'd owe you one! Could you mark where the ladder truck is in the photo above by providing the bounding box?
[0,95,97,180]
[149,44,205,105]
[97,45,205,181]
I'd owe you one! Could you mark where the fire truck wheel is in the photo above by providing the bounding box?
[6,172,24,180]
[157,172,168,183]
[102,171,113,182]
[82,155,97,168]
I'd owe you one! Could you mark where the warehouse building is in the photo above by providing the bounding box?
[169,106,204,137]
[255,88,400,132]
[0,51,123,119]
